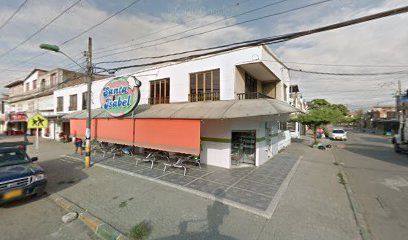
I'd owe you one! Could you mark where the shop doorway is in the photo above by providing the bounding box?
[231,131,256,165]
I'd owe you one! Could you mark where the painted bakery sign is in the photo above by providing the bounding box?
[100,76,141,117]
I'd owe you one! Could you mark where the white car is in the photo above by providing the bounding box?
[332,129,347,141]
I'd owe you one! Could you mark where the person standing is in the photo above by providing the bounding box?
[74,137,83,155]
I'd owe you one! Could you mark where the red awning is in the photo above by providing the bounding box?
[134,119,200,155]
[69,118,201,155]
[70,119,97,139]
[95,119,134,145]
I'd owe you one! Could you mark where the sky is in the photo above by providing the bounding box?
[0,0,407,110]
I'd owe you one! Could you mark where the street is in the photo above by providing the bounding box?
[0,138,97,240]
[1,132,407,240]
[332,131,408,240]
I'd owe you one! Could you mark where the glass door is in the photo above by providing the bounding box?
[231,131,256,165]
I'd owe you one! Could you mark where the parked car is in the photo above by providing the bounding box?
[0,146,47,205]
[331,129,347,141]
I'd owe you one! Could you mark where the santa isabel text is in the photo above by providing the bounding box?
[102,86,132,110]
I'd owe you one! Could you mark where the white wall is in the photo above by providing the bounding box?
[54,46,290,112]
[135,47,263,104]
[54,78,110,113]
[8,95,54,114]
[200,116,289,169]
[23,71,40,92]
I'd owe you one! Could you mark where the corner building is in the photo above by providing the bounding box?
[58,46,299,168]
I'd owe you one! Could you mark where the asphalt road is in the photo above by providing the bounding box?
[0,137,96,240]
[331,131,408,240]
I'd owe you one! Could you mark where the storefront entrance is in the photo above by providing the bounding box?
[231,131,256,165]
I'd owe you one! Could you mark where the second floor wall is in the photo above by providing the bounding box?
[8,95,54,113]
[54,46,291,113]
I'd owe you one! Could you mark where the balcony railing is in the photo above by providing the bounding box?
[189,92,220,102]
[56,106,63,112]
[237,92,274,100]
[148,96,170,105]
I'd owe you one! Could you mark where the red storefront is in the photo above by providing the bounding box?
[6,113,28,135]
[69,118,201,155]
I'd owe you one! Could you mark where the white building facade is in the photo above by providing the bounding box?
[288,85,308,138]
[4,68,98,139]
[56,46,295,168]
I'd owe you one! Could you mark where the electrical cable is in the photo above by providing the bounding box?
[289,68,408,76]
[0,0,29,31]
[1,0,142,74]
[0,0,82,60]
[60,0,142,46]
[95,0,333,60]
[97,5,408,73]
[93,1,244,54]
[94,0,291,56]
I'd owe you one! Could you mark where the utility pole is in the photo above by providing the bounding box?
[398,80,403,122]
[85,37,93,168]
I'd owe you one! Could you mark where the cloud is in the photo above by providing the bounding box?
[0,0,254,90]
[0,0,406,112]
[274,0,408,109]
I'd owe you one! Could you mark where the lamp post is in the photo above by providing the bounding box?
[40,37,93,168]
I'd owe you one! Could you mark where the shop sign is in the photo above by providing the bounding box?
[27,113,49,129]
[100,76,141,117]
[8,113,27,122]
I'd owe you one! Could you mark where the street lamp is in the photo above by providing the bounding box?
[40,38,93,168]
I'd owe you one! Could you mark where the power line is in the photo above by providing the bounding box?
[2,0,142,74]
[0,0,82,60]
[0,0,29,31]
[289,68,408,76]
[94,0,290,56]
[60,0,142,45]
[98,5,408,73]
[281,61,408,68]
[93,1,243,55]
[95,0,334,60]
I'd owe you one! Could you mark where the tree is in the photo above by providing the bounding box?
[308,99,331,110]
[332,104,348,116]
[292,99,344,144]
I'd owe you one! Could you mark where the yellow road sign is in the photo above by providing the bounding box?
[27,113,48,129]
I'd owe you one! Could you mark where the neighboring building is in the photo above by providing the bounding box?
[287,85,307,138]
[4,68,108,139]
[59,46,297,169]
[0,94,10,133]
[364,106,399,134]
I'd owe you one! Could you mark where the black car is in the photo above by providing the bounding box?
[0,146,47,205]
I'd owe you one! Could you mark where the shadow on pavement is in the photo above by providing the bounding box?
[156,189,237,240]
[40,157,89,194]
[1,157,88,209]
[1,137,88,209]
[341,143,408,167]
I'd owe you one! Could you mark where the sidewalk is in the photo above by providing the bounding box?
[30,137,360,240]
[65,146,300,218]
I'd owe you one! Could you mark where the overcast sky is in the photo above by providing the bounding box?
[0,0,407,110]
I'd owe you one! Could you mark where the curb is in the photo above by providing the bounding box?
[330,148,372,240]
[50,195,128,240]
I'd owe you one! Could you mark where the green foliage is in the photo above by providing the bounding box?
[294,106,343,127]
[332,104,348,116]
[129,221,152,240]
[308,99,331,110]
[293,99,347,144]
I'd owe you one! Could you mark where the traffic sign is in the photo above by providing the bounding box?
[27,113,49,129]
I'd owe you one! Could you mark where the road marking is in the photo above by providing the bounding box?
[381,176,408,192]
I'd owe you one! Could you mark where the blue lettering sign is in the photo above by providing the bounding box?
[103,96,131,110]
